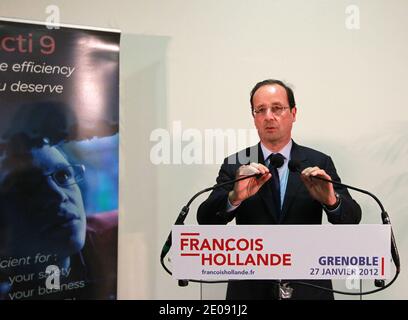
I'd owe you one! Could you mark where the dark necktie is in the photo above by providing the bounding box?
[267,153,282,216]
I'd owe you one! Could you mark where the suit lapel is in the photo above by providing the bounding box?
[280,142,308,221]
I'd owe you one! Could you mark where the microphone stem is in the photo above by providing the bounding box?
[186,173,259,208]
[310,174,400,271]
[310,175,385,212]
[161,173,260,261]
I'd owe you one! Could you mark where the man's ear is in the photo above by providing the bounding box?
[291,106,297,122]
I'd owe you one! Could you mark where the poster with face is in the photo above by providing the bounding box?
[0,19,120,300]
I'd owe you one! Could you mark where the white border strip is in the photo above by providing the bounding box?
[0,16,121,33]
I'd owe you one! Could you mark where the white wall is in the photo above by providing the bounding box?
[1,0,407,300]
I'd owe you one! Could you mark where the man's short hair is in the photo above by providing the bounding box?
[250,79,296,112]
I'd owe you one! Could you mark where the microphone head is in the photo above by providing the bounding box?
[288,159,301,173]
[269,153,285,169]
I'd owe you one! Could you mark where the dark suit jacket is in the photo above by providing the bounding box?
[197,141,362,300]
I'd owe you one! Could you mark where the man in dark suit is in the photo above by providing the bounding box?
[197,79,362,300]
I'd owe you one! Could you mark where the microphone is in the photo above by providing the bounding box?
[288,159,302,174]
[288,159,400,273]
[269,153,285,169]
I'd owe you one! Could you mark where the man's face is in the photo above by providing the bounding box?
[0,145,86,259]
[252,84,297,147]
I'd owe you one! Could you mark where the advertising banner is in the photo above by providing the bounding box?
[0,18,120,300]
[172,225,391,280]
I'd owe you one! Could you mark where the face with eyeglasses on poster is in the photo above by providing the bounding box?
[0,141,87,273]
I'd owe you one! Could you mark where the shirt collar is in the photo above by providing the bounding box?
[260,139,293,162]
